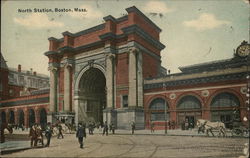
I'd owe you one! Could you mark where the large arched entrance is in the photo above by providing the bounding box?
[28,109,35,127]
[1,111,6,123]
[18,110,24,127]
[8,110,15,124]
[78,67,106,125]
[40,108,47,130]
[176,95,202,129]
[210,92,240,128]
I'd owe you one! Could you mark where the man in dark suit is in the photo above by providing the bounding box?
[76,123,86,148]
[45,122,53,147]
[102,121,108,136]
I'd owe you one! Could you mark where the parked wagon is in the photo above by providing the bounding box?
[226,120,249,137]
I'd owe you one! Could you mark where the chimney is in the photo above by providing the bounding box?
[33,71,36,76]
[18,64,21,72]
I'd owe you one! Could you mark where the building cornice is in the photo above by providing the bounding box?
[122,24,165,50]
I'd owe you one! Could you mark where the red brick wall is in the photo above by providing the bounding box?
[116,53,129,85]
[0,68,9,100]
[143,53,159,78]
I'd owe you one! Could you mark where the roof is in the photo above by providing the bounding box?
[0,52,8,69]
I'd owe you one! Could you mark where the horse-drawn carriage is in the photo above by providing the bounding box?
[197,119,249,137]
[226,120,249,137]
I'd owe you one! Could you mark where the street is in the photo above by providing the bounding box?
[1,131,248,158]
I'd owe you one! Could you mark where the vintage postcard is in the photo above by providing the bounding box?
[0,0,249,157]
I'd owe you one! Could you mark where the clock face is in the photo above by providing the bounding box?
[237,44,250,57]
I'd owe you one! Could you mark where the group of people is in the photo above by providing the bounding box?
[29,123,53,147]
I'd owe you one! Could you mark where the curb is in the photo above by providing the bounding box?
[1,147,31,155]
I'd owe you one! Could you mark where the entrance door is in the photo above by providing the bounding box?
[185,116,195,128]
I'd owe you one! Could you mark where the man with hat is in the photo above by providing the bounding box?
[76,123,86,148]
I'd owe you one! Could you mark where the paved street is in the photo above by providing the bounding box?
[1,130,248,158]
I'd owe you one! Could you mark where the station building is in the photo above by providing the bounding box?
[0,6,249,130]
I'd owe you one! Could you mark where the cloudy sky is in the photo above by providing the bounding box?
[1,0,249,76]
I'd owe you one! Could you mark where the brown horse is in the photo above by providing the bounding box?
[1,123,13,143]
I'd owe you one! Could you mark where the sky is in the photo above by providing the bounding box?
[1,0,249,76]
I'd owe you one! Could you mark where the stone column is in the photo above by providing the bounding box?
[64,64,71,112]
[49,66,58,113]
[24,108,29,128]
[106,54,115,108]
[14,109,18,125]
[128,48,138,107]
[74,96,80,125]
[137,51,143,107]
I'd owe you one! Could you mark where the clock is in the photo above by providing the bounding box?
[236,41,250,58]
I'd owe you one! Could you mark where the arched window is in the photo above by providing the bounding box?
[1,111,6,123]
[18,110,24,126]
[29,109,35,127]
[177,95,201,109]
[40,108,47,130]
[211,92,240,107]
[149,98,169,121]
[9,111,15,124]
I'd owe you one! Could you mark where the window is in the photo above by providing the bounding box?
[211,92,240,107]
[122,95,128,108]
[19,75,24,85]
[177,96,201,109]
[149,98,169,121]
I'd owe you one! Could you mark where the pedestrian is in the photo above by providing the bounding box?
[57,124,64,139]
[36,125,44,146]
[131,121,135,134]
[29,124,38,147]
[45,122,53,147]
[151,122,154,133]
[111,123,115,134]
[103,121,108,136]
[76,123,86,148]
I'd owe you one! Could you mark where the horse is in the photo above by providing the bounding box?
[197,119,227,137]
[1,123,13,143]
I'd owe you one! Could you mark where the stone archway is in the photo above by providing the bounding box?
[176,95,202,128]
[76,67,106,125]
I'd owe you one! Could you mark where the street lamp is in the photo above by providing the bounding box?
[163,83,167,134]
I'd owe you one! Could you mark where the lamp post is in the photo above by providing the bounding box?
[163,83,167,134]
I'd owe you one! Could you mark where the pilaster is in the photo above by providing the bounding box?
[128,48,138,107]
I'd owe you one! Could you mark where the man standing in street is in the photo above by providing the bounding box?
[76,123,86,148]
[131,121,135,134]
[45,122,53,147]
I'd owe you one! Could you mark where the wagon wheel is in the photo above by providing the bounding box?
[242,129,249,138]
[231,128,242,136]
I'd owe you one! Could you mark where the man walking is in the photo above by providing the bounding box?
[45,122,53,147]
[103,121,108,136]
[57,124,64,139]
[29,124,38,147]
[76,123,86,148]
[151,122,155,133]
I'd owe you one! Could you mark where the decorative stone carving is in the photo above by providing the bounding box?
[201,90,209,97]
[169,93,176,99]
[129,47,139,55]
[240,87,247,94]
